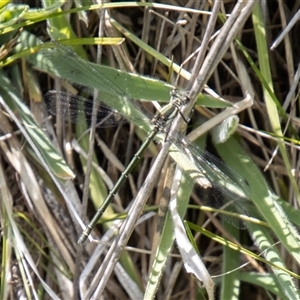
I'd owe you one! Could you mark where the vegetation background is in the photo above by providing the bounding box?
[0,1,299,299]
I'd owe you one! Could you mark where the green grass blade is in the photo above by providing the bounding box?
[216,137,300,299]
[0,73,74,180]
[252,3,299,201]
[220,223,241,300]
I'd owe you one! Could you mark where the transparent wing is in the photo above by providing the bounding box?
[44,91,126,127]
[41,43,155,124]
[171,133,251,228]
[44,90,152,128]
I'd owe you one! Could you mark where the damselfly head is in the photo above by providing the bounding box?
[170,89,190,107]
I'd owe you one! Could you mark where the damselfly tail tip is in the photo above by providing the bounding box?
[77,229,91,245]
[77,235,87,245]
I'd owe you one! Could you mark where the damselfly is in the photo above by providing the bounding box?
[43,43,250,244]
